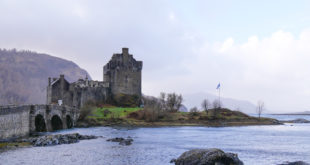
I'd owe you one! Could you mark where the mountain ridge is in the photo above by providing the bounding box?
[0,48,91,105]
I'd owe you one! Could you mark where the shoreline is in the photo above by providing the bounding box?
[271,113,310,116]
[76,118,281,128]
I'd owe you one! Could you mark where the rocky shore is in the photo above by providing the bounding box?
[23,133,99,147]
[278,161,310,165]
[0,133,100,152]
[281,118,310,124]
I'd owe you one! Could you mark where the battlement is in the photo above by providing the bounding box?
[104,48,142,74]
[73,79,109,88]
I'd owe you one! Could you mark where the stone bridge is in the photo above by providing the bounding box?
[0,104,79,140]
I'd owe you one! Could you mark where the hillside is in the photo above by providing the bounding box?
[0,48,91,105]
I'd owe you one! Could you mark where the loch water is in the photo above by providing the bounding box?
[0,115,310,165]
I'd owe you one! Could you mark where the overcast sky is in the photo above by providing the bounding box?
[1,0,310,112]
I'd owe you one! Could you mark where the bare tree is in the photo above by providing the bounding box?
[256,100,265,119]
[212,99,221,109]
[166,93,183,112]
[159,92,166,111]
[189,106,199,116]
[201,99,210,115]
[212,99,221,118]
[190,107,198,113]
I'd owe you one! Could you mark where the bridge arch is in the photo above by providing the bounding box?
[66,115,73,129]
[51,115,63,131]
[35,114,47,132]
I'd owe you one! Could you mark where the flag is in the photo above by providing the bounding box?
[216,83,220,89]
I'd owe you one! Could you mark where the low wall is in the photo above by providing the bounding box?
[0,105,31,140]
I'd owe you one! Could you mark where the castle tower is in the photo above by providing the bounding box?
[103,48,143,106]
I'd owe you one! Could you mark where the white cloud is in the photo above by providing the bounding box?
[181,29,310,112]
[219,37,234,53]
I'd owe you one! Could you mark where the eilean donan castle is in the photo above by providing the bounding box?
[47,48,142,108]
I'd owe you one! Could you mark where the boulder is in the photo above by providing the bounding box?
[172,148,243,165]
[107,137,133,146]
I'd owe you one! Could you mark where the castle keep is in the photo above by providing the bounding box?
[47,48,143,108]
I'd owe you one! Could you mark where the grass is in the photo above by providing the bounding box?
[77,106,279,127]
[90,106,141,119]
[0,142,31,151]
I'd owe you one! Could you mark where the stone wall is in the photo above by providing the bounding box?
[103,48,143,106]
[0,105,79,140]
[0,105,30,140]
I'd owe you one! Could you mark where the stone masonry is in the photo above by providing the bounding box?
[47,48,143,108]
[0,105,78,140]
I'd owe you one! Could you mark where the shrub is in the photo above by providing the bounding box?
[78,104,95,121]
[103,109,111,117]
[113,93,140,107]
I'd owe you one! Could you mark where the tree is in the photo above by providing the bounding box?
[212,99,221,118]
[201,99,210,115]
[212,99,221,109]
[166,93,183,112]
[189,107,199,116]
[256,100,265,119]
[190,107,198,112]
[159,92,166,111]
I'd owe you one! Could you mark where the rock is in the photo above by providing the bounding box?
[278,161,310,165]
[170,159,177,163]
[29,133,98,147]
[173,148,243,165]
[119,138,133,146]
[107,137,133,146]
[107,137,125,142]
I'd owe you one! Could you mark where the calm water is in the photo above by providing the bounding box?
[0,115,310,165]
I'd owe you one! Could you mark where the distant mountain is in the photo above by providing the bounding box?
[0,48,91,105]
[183,92,257,114]
[275,111,310,115]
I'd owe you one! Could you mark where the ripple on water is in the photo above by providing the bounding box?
[0,119,310,165]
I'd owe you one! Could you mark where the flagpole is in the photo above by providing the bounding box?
[219,85,221,108]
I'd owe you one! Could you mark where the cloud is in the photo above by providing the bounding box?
[219,37,234,53]
[178,29,310,112]
[0,0,310,112]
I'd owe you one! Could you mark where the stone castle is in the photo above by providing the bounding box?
[47,48,142,108]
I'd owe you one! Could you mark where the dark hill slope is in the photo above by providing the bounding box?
[0,49,91,105]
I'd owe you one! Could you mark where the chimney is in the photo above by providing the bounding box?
[60,74,64,80]
[48,77,51,86]
[122,47,129,55]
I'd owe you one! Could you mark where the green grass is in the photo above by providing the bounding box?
[0,142,31,149]
[90,107,141,119]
